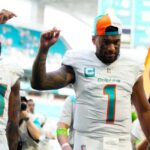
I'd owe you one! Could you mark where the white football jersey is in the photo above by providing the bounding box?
[0,57,23,132]
[62,50,144,140]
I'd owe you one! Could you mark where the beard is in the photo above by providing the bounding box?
[103,51,119,64]
[96,48,120,64]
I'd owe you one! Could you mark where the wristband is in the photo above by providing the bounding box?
[62,143,69,149]
[56,128,68,136]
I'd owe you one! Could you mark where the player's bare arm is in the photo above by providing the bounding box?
[6,80,20,150]
[31,28,75,90]
[57,122,72,150]
[0,9,16,24]
[136,138,149,150]
[57,122,70,141]
[132,76,150,142]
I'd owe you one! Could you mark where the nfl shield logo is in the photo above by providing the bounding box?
[107,68,111,73]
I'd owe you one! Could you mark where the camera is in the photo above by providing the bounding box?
[21,103,27,111]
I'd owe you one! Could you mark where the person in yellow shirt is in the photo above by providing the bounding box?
[144,47,150,98]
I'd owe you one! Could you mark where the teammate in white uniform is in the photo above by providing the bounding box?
[31,14,150,150]
[0,9,23,150]
[57,95,76,149]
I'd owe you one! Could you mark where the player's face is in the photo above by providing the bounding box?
[94,35,121,64]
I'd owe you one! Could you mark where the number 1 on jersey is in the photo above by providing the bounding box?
[104,85,116,124]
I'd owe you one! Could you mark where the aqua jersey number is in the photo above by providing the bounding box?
[104,84,116,124]
[0,84,7,116]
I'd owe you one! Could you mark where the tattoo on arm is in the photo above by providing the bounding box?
[6,80,20,150]
[44,65,75,89]
[31,50,75,90]
[31,51,48,89]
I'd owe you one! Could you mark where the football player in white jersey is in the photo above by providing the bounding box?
[57,95,76,150]
[31,14,150,150]
[0,9,23,150]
